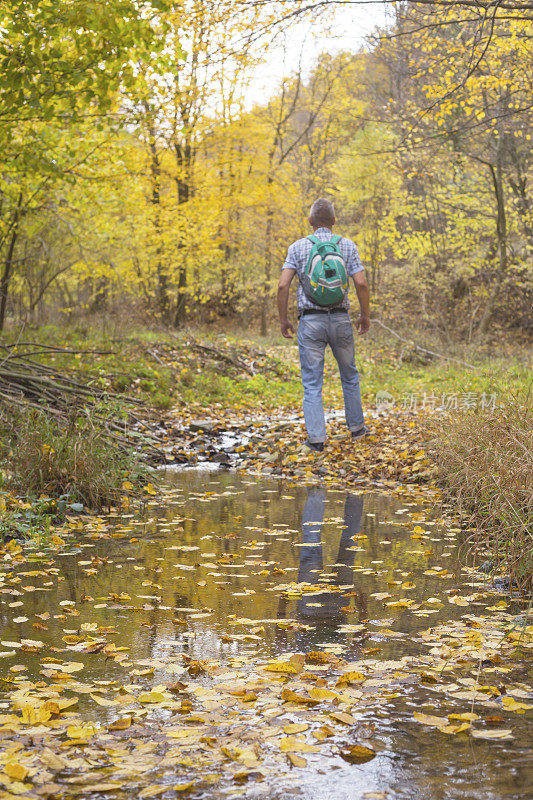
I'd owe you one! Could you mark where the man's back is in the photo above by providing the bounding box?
[282,226,364,311]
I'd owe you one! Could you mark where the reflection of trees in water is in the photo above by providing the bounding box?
[5,477,455,670]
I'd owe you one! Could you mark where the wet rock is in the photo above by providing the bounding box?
[493,575,511,592]
[213,453,231,464]
[189,420,215,432]
[263,452,281,464]
[170,452,189,464]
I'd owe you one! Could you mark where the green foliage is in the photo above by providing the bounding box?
[3,320,530,413]
[0,0,171,121]
[0,498,52,545]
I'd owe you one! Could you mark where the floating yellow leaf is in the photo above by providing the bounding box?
[67,724,97,739]
[305,651,334,665]
[263,661,299,675]
[46,661,84,673]
[279,737,320,753]
[39,749,68,771]
[62,635,83,644]
[283,723,309,734]
[471,728,513,740]
[441,722,471,734]
[308,687,337,702]
[4,763,28,781]
[20,639,44,649]
[336,671,365,686]
[340,744,376,763]
[108,717,132,731]
[501,697,533,712]
[448,595,469,606]
[386,599,414,609]
[138,691,167,704]
[413,712,448,727]
[90,693,120,707]
[57,698,78,712]
[281,688,317,705]
[287,753,307,767]
[140,787,167,799]
[330,711,356,725]
[20,704,46,725]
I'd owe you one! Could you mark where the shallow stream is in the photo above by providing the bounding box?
[0,469,531,799]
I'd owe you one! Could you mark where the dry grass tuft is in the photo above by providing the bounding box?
[2,408,137,510]
[430,393,532,592]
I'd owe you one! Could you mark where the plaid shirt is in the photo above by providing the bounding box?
[282,227,364,311]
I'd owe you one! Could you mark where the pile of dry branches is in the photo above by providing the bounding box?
[0,342,164,458]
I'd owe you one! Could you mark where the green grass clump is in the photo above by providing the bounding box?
[430,393,532,591]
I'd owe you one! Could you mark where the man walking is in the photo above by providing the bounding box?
[277,198,370,451]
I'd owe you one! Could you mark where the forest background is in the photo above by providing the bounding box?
[1,0,531,344]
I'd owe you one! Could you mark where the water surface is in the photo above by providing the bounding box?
[0,470,530,799]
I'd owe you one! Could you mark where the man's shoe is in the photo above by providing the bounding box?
[351,425,371,440]
[304,439,324,452]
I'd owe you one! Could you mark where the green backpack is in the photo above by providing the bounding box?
[301,234,348,307]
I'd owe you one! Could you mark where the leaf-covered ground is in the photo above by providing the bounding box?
[165,407,436,487]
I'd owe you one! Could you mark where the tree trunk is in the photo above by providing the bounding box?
[0,192,23,332]
[173,139,192,328]
[476,159,508,340]
[261,169,275,337]
[173,264,187,328]
[90,277,108,313]
[147,114,170,321]
[261,206,273,337]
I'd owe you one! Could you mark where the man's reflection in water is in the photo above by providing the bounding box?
[296,488,367,625]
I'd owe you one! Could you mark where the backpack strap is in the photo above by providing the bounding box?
[308,234,342,245]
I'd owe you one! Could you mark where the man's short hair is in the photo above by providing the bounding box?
[309,198,335,228]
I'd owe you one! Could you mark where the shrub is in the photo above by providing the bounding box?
[430,393,532,591]
[3,408,138,510]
